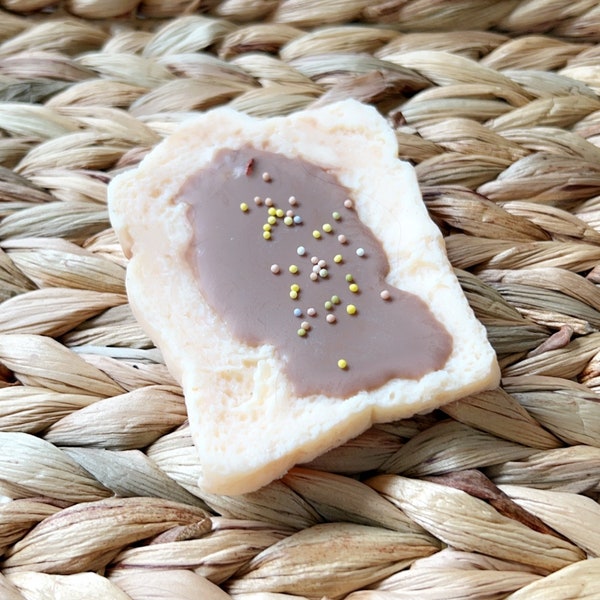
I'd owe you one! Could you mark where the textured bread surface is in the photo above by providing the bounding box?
[108,99,499,494]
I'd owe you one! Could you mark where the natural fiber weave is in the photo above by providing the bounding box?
[0,1,600,598]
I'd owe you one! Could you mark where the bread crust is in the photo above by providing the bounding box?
[108,100,500,495]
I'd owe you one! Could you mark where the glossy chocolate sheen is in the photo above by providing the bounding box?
[179,146,452,397]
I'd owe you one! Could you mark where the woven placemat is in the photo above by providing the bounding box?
[1,1,600,598]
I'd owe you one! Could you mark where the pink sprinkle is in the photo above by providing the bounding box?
[289,196,297,206]
[301,321,311,331]
[326,314,336,323]
[309,272,318,281]
[265,197,273,207]
[380,290,391,300]
[338,234,347,244]
[254,196,263,205]
[262,172,272,182]
[344,199,353,209]
[318,259,327,268]
[270,264,280,274]
[307,307,316,317]
[311,256,319,264]
[286,209,294,217]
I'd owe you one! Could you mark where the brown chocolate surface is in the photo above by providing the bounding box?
[179,147,452,397]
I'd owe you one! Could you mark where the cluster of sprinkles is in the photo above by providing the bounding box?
[239,170,392,371]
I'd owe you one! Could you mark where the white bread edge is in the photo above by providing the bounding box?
[108,99,500,495]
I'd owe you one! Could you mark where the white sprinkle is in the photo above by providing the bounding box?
[262,172,272,182]
[307,307,316,317]
[356,247,365,257]
[265,197,273,207]
[301,321,310,331]
[289,196,297,206]
[254,196,262,205]
[338,234,347,244]
[326,314,336,324]
[312,265,321,273]
[344,199,353,209]
[318,259,327,268]
[297,246,306,256]
[286,210,294,217]
[380,290,391,301]
[311,256,319,264]
[270,264,280,274]
[309,272,318,281]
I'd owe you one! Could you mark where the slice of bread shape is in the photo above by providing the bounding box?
[108,99,500,495]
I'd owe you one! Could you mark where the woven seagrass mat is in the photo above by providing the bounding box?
[1,1,600,599]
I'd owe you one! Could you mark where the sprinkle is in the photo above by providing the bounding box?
[346,304,357,315]
[334,254,343,263]
[309,272,318,281]
[290,284,300,292]
[276,208,285,218]
[268,207,276,216]
[312,230,321,239]
[307,307,317,317]
[332,211,341,221]
[311,256,319,264]
[337,358,347,369]
[294,308,302,317]
[284,216,293,226]
[297,328,306,337]
[312,265,320,273]
[262,172,272,182]
[318,259,327,268]
[254,196,262,205]
[263,223,271,232]
[270,264,280,274]
[344,199,353,209]
[268,215,277,225]
[324,300,333,310]
[301,321,311,331]
[337,234,347,244]
[297,246,306,256]
[322,223,333,233]
[289,196,297,206]
[263,231,271,240]
[349,283,359,293]
[380,290,391,300]
[319,268,328,278]
[290,290,298,299]
[289,264,299,274]
[293,215,303,224]
[265,197,273,207]
[331,295,340,305]
[286,210,294,217]
[326,314,336,324]
[356,247,365,257]
[240,202,249,212]
[345,274,354,282]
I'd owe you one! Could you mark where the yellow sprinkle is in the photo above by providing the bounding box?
[337,358,347,369]
[284,216,293,226]
[290,290,298,299]
[263,223,271,232]
[312,230,321,239]
[346,304,357,315]
[298,328,307,337]
[334,254,343,263]
[240,202,249,212]
[268,207,277,216]
[276,208,284,218]
[322,223,332,233]
[289,264,299,274]
[291,284,300,292]
[349,283,359,293]
[263,231,271,240]
[268,216,277,225]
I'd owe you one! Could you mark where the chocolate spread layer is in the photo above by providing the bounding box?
[179,146,452,397]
